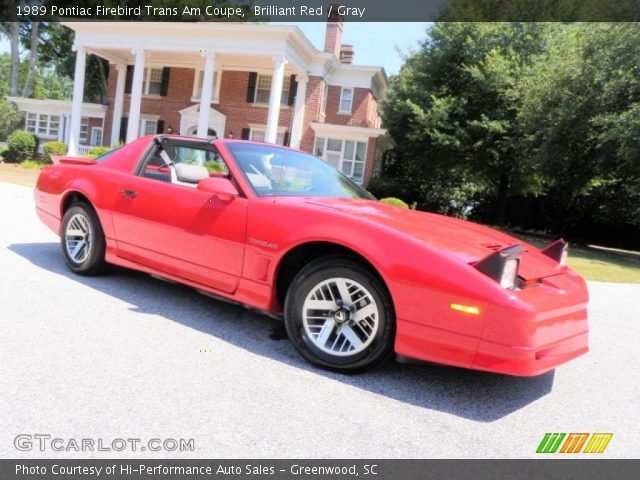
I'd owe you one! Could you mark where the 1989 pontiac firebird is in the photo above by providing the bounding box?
[34,135,589,374]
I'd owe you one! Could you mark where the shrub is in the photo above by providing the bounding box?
[20,160,47,170]
[367,176,403,199]
[204,160,226,173]
[86,146,111,159]
[6,130,36,163]
[380,197,409,209]
[0,147,8,160]
[43,141,67,161]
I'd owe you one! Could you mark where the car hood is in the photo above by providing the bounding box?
[292,197,564,280]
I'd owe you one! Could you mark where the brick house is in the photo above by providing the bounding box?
[6,20,390,185]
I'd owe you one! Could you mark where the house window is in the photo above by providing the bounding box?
[313,137,367,184]
[79,118,89,143]
[194,70,219,101]
[139,118,158,136]
[26,113,37,133]
[250,128,285,145]
[50,115,60,137]
[25,113,60,138]
[142,68,163,95]
[314,137,325,157]
[339,87,353,114]
[91,127,103,147]
[37,116,48,135]
[255,74,291,105]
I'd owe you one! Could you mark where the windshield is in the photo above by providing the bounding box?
[225,142,375,199]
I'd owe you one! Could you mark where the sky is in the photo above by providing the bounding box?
[0,22,429,76]
[279,22,429,75]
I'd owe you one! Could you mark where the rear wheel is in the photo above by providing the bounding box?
[284,256,395,373]
[61,203,107,275]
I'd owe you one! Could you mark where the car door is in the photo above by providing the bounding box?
[111,138,246,293]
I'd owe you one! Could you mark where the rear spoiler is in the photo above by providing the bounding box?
[51,155,97,166]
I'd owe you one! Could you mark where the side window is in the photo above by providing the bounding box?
[140,145,171,183]
[139,141,229,186]
[170,145,228,175]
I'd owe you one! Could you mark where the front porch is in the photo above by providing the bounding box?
[64,22,315,156]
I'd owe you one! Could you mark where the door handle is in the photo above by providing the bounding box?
[121,189,138,198]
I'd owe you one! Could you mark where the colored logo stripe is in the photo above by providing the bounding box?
[560,433,589,453]
[583,433,613,453]
[537,433,613,454]
[537,433,565,453]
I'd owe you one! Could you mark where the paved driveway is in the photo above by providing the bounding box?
[0,182,638,458]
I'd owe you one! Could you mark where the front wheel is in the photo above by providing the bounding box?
[61,203,107,276]
[284,256,395,373]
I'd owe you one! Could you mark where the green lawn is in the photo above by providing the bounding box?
[509,231,640,284]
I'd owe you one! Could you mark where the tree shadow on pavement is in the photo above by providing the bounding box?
[8,242,555,422]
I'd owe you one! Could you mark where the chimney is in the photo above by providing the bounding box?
[339,44,354,64]
[323,5,344,57]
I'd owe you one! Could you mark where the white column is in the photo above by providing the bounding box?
[197,50,216,138]
[265,55,287,144]
[68,46,86,156]
[289,75,307,149]
[64,114,71,144]
[57,115,64,142]
[126,49,145,143]
[110,64,127,146]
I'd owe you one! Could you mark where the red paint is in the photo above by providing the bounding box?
[34,136,589,376]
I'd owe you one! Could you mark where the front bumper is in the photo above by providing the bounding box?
[472,270,589,376]
[472,330,588,376]
[394,269,589,376]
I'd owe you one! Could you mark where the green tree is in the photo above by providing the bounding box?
[34,23,107,103]
[0,98,21,141]
[383,23,554,222]
[0,52,72,100]
[383,22,640,247]
[518,23,640,235]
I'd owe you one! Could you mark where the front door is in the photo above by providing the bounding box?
[111,139,246,293]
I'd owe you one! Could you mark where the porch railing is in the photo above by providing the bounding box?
[76,145,93,156]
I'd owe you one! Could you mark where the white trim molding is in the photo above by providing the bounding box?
[310,122,387,142]
[6,96,107,119]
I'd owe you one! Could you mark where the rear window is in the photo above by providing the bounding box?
[94,147,122,162]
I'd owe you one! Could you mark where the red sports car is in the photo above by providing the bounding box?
[34,135,589,375]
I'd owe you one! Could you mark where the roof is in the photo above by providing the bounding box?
[6,96,107,118]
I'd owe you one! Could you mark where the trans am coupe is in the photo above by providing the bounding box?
[34,136,589,375]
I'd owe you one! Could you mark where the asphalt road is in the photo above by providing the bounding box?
[1,181,638,459]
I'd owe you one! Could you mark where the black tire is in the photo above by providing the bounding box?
[284,255,395,373]
[60,202,107,276]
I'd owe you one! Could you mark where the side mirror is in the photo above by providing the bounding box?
[197,177,239,202]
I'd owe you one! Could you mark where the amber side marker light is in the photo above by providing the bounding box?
[450,303,480,315]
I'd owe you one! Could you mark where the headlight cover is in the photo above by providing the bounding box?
[500,256,520,289]
[542,238,569,266]
[475,245,523,290]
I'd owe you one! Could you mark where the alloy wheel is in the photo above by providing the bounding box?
[302,277,379,356]
[64,213,91,264]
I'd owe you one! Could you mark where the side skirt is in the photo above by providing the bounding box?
[105,251,281,320]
